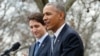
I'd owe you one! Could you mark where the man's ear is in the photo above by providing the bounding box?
[59,12,64,20]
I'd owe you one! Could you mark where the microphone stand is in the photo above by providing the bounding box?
[1,42,20,56]
[1,53,10,56]
[1,49,10,56]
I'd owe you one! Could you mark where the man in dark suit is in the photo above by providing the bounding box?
[43,2,84,56]
[28,12,51,56]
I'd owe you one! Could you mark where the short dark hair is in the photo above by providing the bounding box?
[45,2,66,19]
[27,12,45,25]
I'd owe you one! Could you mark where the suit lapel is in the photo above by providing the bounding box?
[54,24,68,47]
[37,42,45,54]
[36,35,49,56]
[30,43,35,56]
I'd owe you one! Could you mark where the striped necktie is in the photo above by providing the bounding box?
[51,35,56,52]
[34,42,40,56]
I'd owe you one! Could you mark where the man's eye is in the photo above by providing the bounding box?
[30,26,33,29]
[34,25,39,28]
[46,13,51,15]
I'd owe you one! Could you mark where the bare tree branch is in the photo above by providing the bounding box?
[65,0,76,12]
[34,0,48,12]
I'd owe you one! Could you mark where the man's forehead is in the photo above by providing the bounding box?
[43,5,59,13]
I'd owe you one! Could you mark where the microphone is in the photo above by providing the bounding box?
[1,42,21,56]
[10,42,21,51]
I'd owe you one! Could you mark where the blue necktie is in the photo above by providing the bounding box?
[34,42,40,56]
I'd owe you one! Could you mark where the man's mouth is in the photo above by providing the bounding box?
[44,21,49,26]
[33,32,38,35]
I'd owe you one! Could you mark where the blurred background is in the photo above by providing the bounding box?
[0,0,100,56]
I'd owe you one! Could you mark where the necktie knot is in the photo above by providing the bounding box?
[36,41,40,46]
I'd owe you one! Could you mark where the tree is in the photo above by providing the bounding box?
[0,0,35,55]
[0,0,100,56]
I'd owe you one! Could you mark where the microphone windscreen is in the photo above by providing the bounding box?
[10,42,21,51]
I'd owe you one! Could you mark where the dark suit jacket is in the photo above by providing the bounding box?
[29,35,51,56]
[51,24,84,56]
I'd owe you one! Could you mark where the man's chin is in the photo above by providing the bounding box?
[46,27,51,31]
[35,36,41,39]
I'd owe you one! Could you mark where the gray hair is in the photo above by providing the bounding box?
[45,2,66,19]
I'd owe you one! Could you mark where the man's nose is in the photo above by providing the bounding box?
[31,28,36,32]
[43,15,48,21]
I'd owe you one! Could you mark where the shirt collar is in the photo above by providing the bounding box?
[36,32,48,46]
[54,23,65,38]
